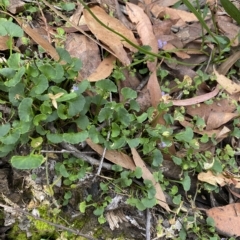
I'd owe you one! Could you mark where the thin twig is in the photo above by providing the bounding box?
[0,203,96,240]
[146,208,151,240]
[61,142,112,170]
[37,0,51,43]
[96,93,112,176]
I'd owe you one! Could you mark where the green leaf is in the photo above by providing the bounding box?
[75,80,90,94]
[70,58,82,72]
[0,123,11,137]
[152,149,163,167]
[129,99,140,112]
[98,107,113,122]
[111,165,123,172]
[75,115,89,130]
[100,182,108,191]
[173,194,181,205]
[63,131,88,144]
[57,92,77,102]
[9,82,25,106]
[98,215,106,224]
[51,64,64,83]
[64,191,72,200]
[127,138,140,148]
[39,64,56,79]
[68,95,86,116]
[111,122,120,137]
[0,18,23,37]
[40,101,52,115]
[175,127,193,142]
[30,137,43,148]
[93,206,104,216]
[136,113,148,123]
[18,98,33,122]
[56,47,72,63]
[60,2,75,11]
[117,107,130,126]
[5,66,25,87]
[172,156,182,165]
[30,74,49,95]
[7,53,22,69]
[220,0,240,25]
[79,201,86,213]
[11,154,45,169]
[14,120,32,134]
[47,133,63,143]
[57,104,68,120]
[0,68,15,78]
[59,164,69,177]
[206,217,215,227]
[141,197,156,208]
[110,137,126,149]
[134,167,142,179]
[182,172,191,191]
[33,114,47,126]
[121,87,137,100]
[96,79,117,92]
[136,200,146,211]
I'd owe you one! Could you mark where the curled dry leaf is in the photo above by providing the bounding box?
[86,55,116,82]
[126,3,162,111]
[214,67,240,94]
[198,170,240,188]
[15,18,59,61]
[131,148,171,212]
[206,203,240,237]
[206,112,239,130]
[151,6,198,27]
[126,2,158,72]
[165,85,220,106]
[83,6,139,65]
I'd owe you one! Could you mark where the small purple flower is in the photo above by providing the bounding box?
[158,39,167,49]
[72,84,79,92]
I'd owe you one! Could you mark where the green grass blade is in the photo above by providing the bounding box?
[181,0,219,44]
[220,0,240,25]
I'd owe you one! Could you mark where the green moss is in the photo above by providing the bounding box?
[7,223,28,240]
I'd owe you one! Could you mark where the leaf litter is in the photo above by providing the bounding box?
[1,0,240,238]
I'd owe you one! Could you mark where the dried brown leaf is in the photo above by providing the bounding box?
[206,203,240,237]
[126,2,158,71]
[165,85,220,106]
[0,36,10,50]
[16,18,59,61]
[198,171,240,188]
[87,55,116,82]
[147,70,162,108]
[86,139,135,170]
[206,112,239,130]
[65,34,101,80]
[151,6,198,27]
[131,148,170,212]
[163,43,190,59]
[214,67,240,94]
[83,6,138,65]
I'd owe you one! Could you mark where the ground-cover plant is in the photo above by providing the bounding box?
[1,2,240,237]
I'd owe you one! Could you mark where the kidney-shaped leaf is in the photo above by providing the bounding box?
[11,154,45,169]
